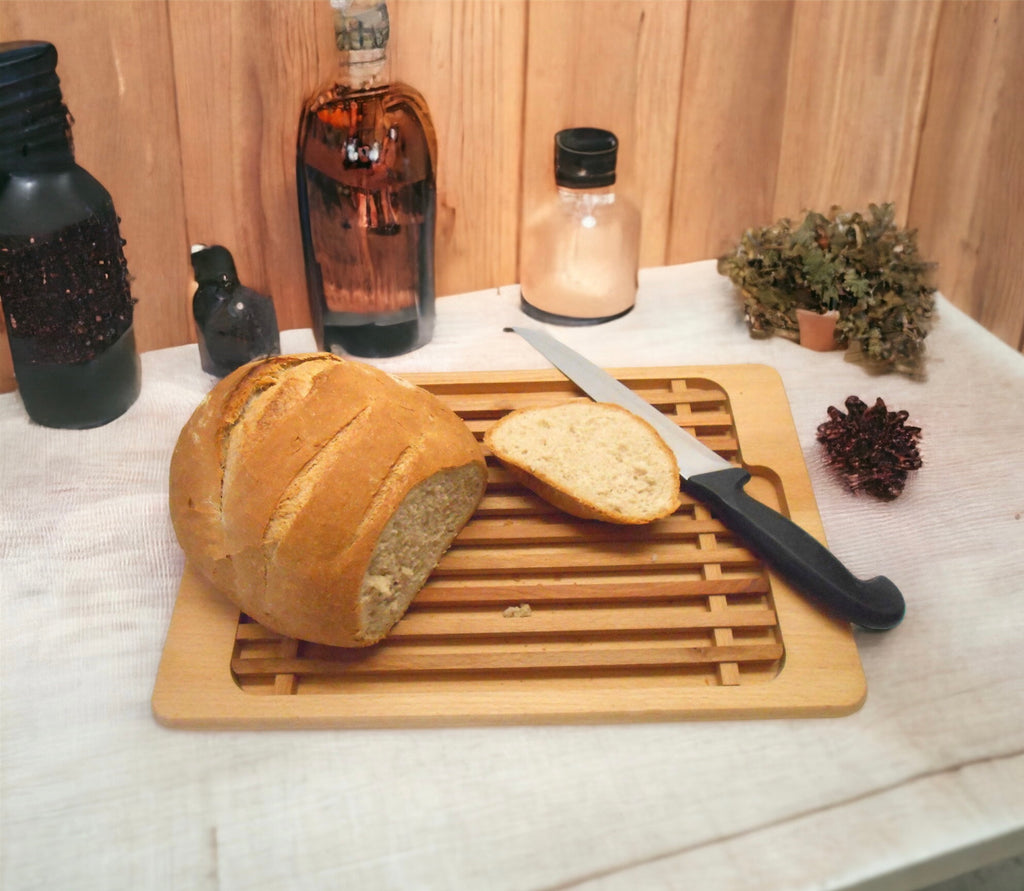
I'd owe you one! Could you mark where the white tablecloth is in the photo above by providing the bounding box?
[3,261,1023,890]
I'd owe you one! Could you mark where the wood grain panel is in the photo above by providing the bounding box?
[1,0,1022,399]
[772,0,940,225]
[909,0,1024,349]
[519,0,688,269]
[389,0,527,297]
[667,0,795,263]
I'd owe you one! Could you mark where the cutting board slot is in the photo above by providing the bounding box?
[224,371,784,694]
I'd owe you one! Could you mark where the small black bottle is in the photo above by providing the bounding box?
[0,40,141,428]
[189,244,280,378]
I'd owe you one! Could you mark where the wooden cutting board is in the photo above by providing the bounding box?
[152,364,866,728]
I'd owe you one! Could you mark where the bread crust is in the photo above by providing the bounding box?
[169,353,487,647]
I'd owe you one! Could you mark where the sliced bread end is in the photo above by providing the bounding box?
[485,401,682,524]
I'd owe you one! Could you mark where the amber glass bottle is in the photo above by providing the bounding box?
[0,40,141,428]
[296,0,437,358]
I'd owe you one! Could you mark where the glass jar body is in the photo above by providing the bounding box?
[520,186,640,325]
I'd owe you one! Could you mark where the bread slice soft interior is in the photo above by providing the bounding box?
[485,400,681,524]
[358,464,485,641]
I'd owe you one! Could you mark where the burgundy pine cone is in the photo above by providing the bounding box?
[816,396,922,500]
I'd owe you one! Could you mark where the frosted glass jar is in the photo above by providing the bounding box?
[520,128,640,325]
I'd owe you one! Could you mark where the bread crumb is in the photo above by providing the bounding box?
[502,603,532,618]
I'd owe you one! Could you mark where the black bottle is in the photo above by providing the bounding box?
[189,244,280,378]
[0,40,141,428]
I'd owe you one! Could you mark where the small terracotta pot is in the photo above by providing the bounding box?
[796,309,840,352]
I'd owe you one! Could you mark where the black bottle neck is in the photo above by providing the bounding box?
[191,245,240,288]
[0,101,75,171]
[0,41,76,172]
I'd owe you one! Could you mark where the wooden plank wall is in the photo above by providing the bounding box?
[1,0,1021,395]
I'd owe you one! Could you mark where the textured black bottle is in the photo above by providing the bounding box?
[0,40,141,428]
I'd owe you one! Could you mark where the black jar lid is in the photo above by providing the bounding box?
[554,128,618,189]
[0,40,58,85]
[0,40,62,113]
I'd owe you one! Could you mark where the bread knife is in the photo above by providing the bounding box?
[505,325,905,630]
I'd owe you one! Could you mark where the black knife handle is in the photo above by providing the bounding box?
[683,467,905,630]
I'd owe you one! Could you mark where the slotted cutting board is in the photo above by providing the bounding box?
[152,364,866,728]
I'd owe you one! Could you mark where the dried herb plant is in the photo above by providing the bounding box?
[717,204,936,377]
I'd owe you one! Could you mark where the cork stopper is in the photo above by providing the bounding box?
[328,0,389,87]
[332,0,389,50]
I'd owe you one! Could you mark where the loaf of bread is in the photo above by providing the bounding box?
[168,353,487,647]
[485,401,681,524]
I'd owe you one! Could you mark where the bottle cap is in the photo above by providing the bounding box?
[0,41,72,169]
[0,40,58,88]
[190,244,239,285]
[554,128,618,188]
[332,0,390,52]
